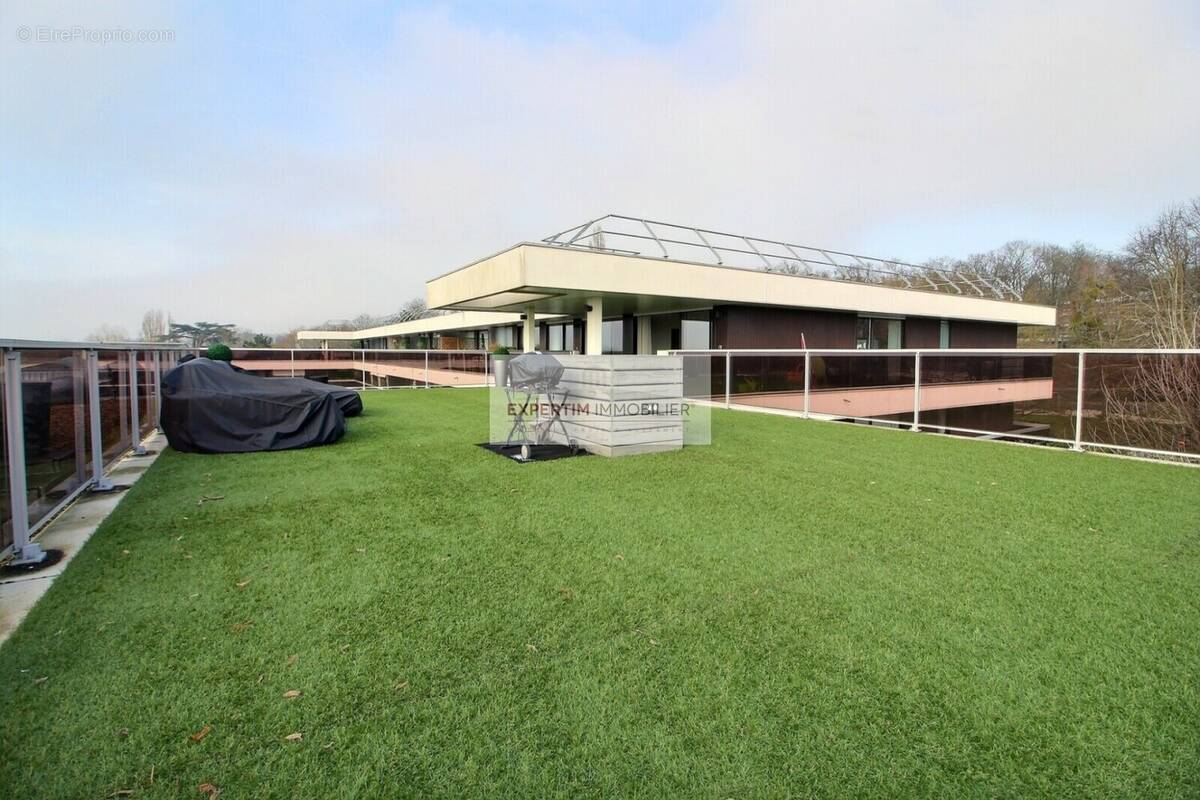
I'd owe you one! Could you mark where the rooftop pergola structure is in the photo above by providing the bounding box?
[542,214,1022,301]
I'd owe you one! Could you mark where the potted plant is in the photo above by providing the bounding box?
[205,343,233,362]
[490,345,512,387]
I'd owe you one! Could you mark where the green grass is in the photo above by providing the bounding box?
[1,389,1198,799]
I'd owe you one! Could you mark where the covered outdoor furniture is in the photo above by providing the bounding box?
[160,358,346,453]
[270,377,363,417]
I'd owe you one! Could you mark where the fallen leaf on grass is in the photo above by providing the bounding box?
[106,790,134,798]
[285,654,298,667]
[197,495,225,507]
[197,782,221,797]
[354,547,366,554]
[121,549,131,555]
[32,676,48,685]
[231,621,253,633]
[188,592,201,599]
[190,724,212,743]
[284,732,303,742]
[392,681,409,693]
[118,728,129,738]
[525,643,538,653]
[614,553,624,561]
[282,690,302,699]
[235,578,252,588]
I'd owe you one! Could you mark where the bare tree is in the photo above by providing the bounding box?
[1100,199,1200,455]
[140,309,169,342]
[1125,199,1200,348]
[87,324,130,342]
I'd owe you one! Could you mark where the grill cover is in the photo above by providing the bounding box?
[508,352,564,388]
[160,358,345,453]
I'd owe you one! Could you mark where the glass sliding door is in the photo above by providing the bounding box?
[856,317,904,349]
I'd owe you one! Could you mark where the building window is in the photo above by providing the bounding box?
[856,317,903,349]
[542,322,575,352]
[681,312,711,350]
[939,320,950,348]
[494,326,516,348]
[602,319,624,354]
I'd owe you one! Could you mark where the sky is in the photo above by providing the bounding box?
[2,0,1199,339]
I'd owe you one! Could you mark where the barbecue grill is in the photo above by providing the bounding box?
[504,352,577,459]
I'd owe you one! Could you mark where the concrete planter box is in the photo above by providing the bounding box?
[545,355,685,457]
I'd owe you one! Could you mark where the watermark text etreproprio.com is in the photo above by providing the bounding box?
[15,25,175,44]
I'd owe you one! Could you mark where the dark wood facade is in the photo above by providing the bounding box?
[948,320,1017,348]
[711,304,1017,350]
[712,306,856,349]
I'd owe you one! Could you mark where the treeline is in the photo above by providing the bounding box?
[927,198,1199,348]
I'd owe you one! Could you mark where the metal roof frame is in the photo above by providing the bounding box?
[543,214,1023,301]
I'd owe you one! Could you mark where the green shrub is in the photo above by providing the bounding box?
[491,345,511,356]
[205,343,233,362]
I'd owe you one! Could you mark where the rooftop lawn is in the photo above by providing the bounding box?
[1,389,1197,798]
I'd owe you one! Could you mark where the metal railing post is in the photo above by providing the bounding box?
[88,351,116,491]
[910,351,922,431]
[424,351,430,388]
[724,351,731,408]
[1073,352,1086,451]
[4,350,46,564]
[152,350,162,431]
[290,348,295,377]
[803,350,811,418]
[361,348,366,389]
[484,350,490,386]
[128,350,146,455]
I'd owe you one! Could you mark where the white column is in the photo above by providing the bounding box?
[636,316,652,355]
[523,306,537,353]
[585,297,603,355]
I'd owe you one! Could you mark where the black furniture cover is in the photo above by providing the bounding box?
[160,358,345,453]
[271,377,363,417]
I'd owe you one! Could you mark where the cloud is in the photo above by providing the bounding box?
[2,0,1198,338]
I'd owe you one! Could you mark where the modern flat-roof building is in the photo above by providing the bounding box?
[300,215,1056,354]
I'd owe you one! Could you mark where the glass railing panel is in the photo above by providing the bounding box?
[918,353,1076,444]
[365,350,427,387]
[1082,352,1200,457]
[290,349,364,386]
[227,348,294,379]
[1,360,12,550]
[97,351,131,462]
[18,349,91,529]
[803,354,916,426]
[137,352,155,438]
